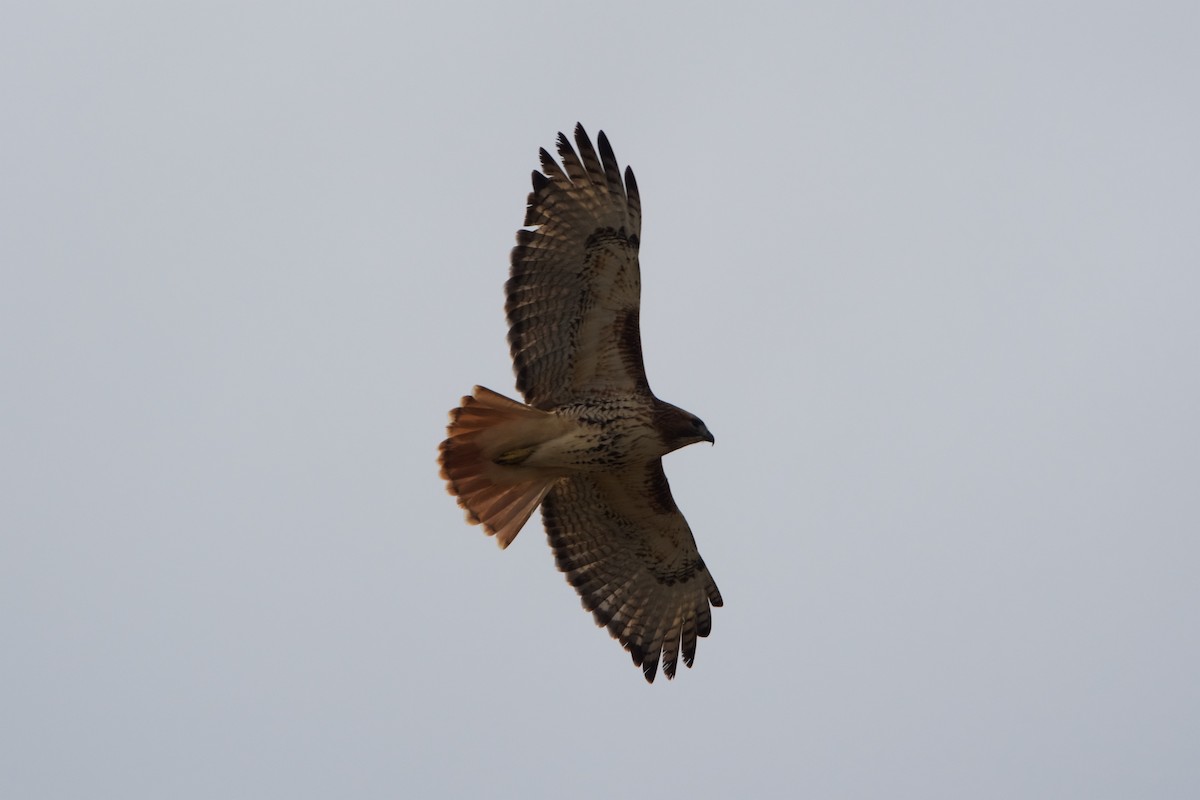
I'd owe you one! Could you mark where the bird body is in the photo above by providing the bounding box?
[439,125,721,682]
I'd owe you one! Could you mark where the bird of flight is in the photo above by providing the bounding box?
[439,124,722,682]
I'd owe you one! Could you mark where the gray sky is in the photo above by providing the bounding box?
[4,2,1198,797]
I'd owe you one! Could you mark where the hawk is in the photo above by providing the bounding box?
[439,124,722,682]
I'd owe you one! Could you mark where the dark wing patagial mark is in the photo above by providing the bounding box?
[644,458,679,515]
[615,308,650,394]
[505,124,647,409]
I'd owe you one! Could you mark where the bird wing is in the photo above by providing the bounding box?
[541,460,723,682]
[506,124,650,410]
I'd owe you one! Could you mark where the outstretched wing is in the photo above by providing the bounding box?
[507,124,649,410]
[541,461,724,682]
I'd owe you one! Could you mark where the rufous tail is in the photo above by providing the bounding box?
[438,386,562,548]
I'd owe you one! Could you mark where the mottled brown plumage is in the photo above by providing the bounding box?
[439,124,721,682]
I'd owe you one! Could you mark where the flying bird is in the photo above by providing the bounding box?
[438,124,722,682]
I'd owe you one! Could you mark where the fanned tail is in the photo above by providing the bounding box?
[438,386,561,548]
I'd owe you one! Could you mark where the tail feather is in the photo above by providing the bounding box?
[439,386,562,548]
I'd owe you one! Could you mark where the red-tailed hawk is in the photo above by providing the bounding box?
[439,124,722,682]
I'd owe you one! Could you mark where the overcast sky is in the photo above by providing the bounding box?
[4,2,1199,798]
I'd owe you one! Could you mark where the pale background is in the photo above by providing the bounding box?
[3,2,1198,798]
